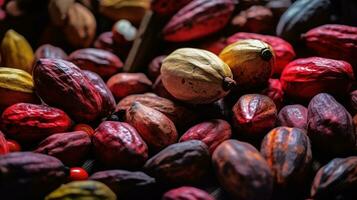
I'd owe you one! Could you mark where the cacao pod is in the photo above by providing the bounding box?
[1,103,72,143]
[69,48,123,79]
[48,0,75,26]
[0,131,9,155]
[212,139,273,200]
[94,32,115,53]
[107,73,152,100]
[34,131,91,166]
[152,75,177,100]
[350,90,357,114]
[261,78,284,110]
[45,180,116,200]
[276,0,332,43]
[0,152,67,200]
[280,57,354,102]
[179,119,232,154]
[126,102,178,151]
[33,58,106,122]
[151,0,192,16]
[163,0,235,42]
[227,32,295,75]
[148,55,166,81]
[0,67,38,110]
[161,48,235,104]
[90,170,156,200]
[162,186,215,200]
[1,29,34,73]
[219,39,275,91]
[34,44,68,61]
[278,104,308,129]
[93,121,148,168]
[302,24,357,66]
[144,140,210,185]
[307,93,355,157]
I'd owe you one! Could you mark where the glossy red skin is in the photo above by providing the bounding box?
[278,105,308,129]
[179,119,232,154]
[261,79,284,110]
[107,73,152,100]
[69,48,123,79]
[0,131,9,155]
[6,139,21,152]
[163,0,235,42]
[73,124,95,137]
[280,57,354,102]
[1,103,72,143]
[93,121,148,168]
[34,44,68,61]
[303,24,357,65]
[147,55,166,81]
[69,167,89,181]
[94,32,115,53]
[162,186,215,200]
[227,32,295,74]
[151,0,193,16]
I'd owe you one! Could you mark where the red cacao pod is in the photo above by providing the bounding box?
[126,102,178,151]
[302,24,357,65]
[261,79,284,110]
[107,73,152,100]
[162,0,235,42]
[144,140,210,185]
[94,32,115,53]
[232,94,277,141]
[69,48,123,79]
[33,58,105,122]
[278,104,308,129]
[162,186,214,200]
[227,32,295,74]
[151,0,193,16]
[179,119,232,154]
[307,93,355,157]
[0,131,9,155]
[212,139,273,200]
[261,127,312,197]
[147,55,166,81]
[280,57,354,102]
[93,121,148,169]
[1,103,72,143]
[34,131,91,166]
[34,44,68,61]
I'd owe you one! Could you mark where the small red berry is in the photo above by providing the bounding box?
[6,140,21,152]
[69,167,88,181]
[73,124,95,137]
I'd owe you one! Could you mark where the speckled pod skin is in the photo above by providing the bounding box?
[278,104,308,129]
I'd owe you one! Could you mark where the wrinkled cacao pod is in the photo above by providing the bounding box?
[34,44,68,61]
[162,186,215,200]
[261,79,284,110]
[302,24,357,65]
[307,93,355,157]
[280,57,354,102]
[144,140,210,185]
[232,94,277,141]
[107,72,152,100]
[0,67,38,110]
[69,48,123,79]
[1,103,72,143]
[179,119,232,154]
[90,170,156,199]
[48,0,75,26]
[260,127,312,197]
[212,139,273,200]
[1,29,34,73]
[0,131,9,155]
[152,75,177,100]
[33,58,106,122]
[220,39,274,91]
[276,0,332,43]
[161,48,235,104]
[151,0,192,16]
[0,152,67,200]
[310,156,357,200]
[227,32,295,74]
[126,102,178,151]
[45,180,116,200]
[148,55,166,81]
[163,0,235,42]
[34,131,91,166]
[94,32,115,53]
[278,104,308,129]
[93,121,148,168]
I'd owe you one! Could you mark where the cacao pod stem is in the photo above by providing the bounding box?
[260,48,273,61]
[222,77,236,91]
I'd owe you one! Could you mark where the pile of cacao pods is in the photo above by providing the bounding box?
[0,0,357,200]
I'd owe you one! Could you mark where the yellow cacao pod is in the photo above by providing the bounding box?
[0,67,37,110]
[161,48,235,104]
[219,39,275,91]
[99,0,150,25]
[1,30,34,73]
[45,180,117,200]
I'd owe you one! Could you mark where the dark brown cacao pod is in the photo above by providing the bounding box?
[278,104,308,129]
[307,93,355,157]
[93,121,148,169]
[34,44,68,61]
[0,152,67,200]
[212,139,273,200]
[34,131,91,166]
[144,140,210,185]
[162,186,215,200]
